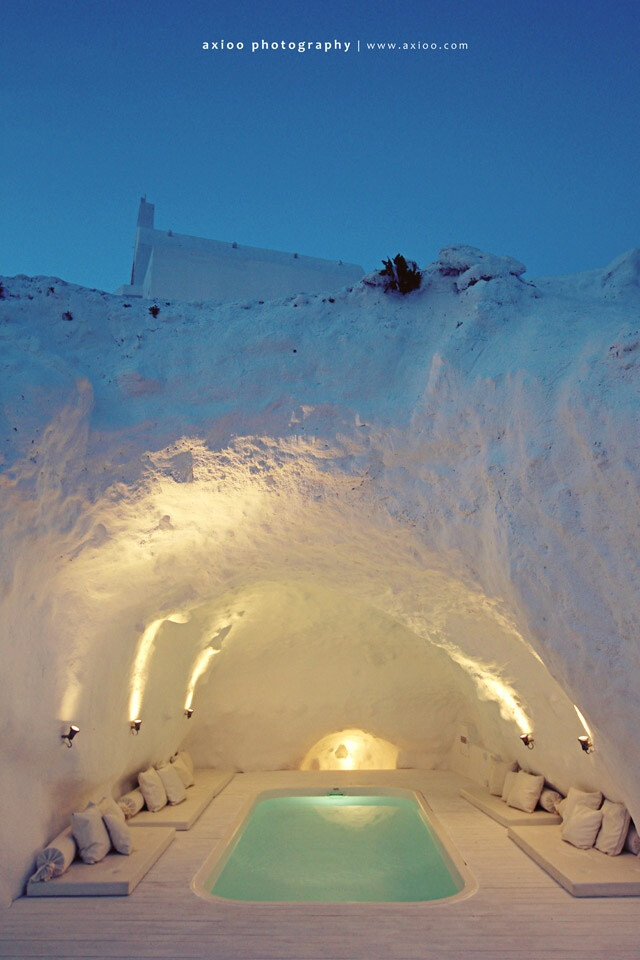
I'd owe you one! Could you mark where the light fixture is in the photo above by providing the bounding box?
[520,732,535,749]
[61,724,80,748]
[184,707,194,719]
[574,706,593,753]
[130,719,142,735]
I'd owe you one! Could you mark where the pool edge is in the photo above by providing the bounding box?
[190,783,478,907]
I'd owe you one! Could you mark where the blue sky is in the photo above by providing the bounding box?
[1,0,638,291]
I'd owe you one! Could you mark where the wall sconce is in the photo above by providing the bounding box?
[130,719,142,735]
[61,725,80,748]
[578,735,594,754]
[184,708,194,719]
[520,732,535,749]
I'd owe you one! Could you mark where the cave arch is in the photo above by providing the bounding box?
[3,256,640,903]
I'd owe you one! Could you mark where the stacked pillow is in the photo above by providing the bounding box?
[488,758,518,796]
[513,783,640,857]
[29,793,135,884]
[99,797,133,855]
[138,767,168,812]
[171,751,195,787]
[556,787,636,855]
[492,759,565,816]
[156,761,187,804]
[69,797,133,866]
[492,763,567,816]
[136,751,196,812]
[505,770,545,814]
[561,803,604,849]
[70,802,113,864]
[557,787,603,850]
[29,752,198,883]
[625,822,640,855]
[556,786,602,822]
[30,749,199,883]
[595,800,631,856]
[501,769,518,802]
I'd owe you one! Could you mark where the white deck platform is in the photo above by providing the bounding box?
[460,782,562,827]
[509,824,640,897]
[3,770,639,960]
[130,769,234,830]
[25,827,174,897]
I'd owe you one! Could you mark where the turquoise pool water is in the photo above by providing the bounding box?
[208,794,463,902]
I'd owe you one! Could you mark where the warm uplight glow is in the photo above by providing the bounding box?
[575,706,594,752]
[574,704,592,736]
[300,728,398,771]
[128,611,191,721]
[166,611,191,624]
[128,618,165,722]
[184,647,219,711]
[58,452,268,595]
[445,649,532,734]
[59,683,81,724]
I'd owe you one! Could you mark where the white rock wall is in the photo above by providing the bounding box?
[1,250,638,902]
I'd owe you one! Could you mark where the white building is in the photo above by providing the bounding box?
[116,198,364,301]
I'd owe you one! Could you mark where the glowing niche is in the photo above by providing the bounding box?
[300,728,399,771]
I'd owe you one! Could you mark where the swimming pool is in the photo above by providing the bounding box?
[192,786,475,903]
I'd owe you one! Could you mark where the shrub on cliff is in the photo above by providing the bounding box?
[379,254,422,294]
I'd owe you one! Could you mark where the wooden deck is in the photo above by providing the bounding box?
[1,769,638,960]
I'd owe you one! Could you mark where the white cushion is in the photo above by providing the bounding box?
[539,787,563,813]
[99,796,123,820]
[138,767,168,812]
[175,750,194,777]
[488,758,517,797]
[71,802,112,864]
[595,800,631,856]
[156,762,187,804]
[507,771,545,814]
[501,769,517,802]
[561,803,604,849]
[170,753,194,788]
[99,797,133,855]
[556,787,603,822]
[118,788,145,819]
[625,822,640,855]
[29,827,77,882]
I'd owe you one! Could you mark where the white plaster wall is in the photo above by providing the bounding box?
[184,580,467,771]
[138,231,363,302]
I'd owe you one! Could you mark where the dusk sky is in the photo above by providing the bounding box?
[2,0,638,292]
